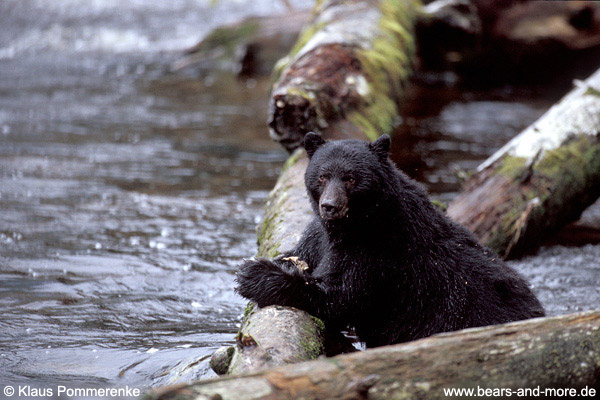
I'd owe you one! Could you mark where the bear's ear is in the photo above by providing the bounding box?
[304,132,326,158]
[370,134,391,159]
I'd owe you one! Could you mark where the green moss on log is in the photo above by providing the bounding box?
[352,0,420,140]
[299,317,326,359]
[310,315,326,332]
[270,20,325,83]
[496,155,528,180]
[431,199,448,212]
[584,86,600,97]
[257,205,283,258]
[535,137,599,182]
[280,148,305,175]
[199,21,260,57]
[486,135,600,257]
[257,149,308,259]
[256,184,291,259]
[243,302,257,319]
[271,0,420,142]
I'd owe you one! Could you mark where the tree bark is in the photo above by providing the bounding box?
[146,310,600,400]
[447,68,600,259]
[268,0,421,152]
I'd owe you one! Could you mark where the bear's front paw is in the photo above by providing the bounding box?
[235,258,283,305]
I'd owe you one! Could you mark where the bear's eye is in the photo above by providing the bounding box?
[343,176,356,187]
[318,176,327,186]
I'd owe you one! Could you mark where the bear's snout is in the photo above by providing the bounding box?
[319,182,348,220]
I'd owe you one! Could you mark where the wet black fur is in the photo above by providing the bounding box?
[236,133,544,348]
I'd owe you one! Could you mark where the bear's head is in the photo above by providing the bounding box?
[303,132,392,225]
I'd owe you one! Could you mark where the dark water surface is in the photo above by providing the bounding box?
[1,0,599,396]
[0,0,302,392]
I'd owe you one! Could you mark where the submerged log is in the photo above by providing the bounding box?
[447,68,600,259]
[268,0,420,152]
[146,310,600,400]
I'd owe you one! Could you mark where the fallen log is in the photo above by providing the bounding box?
[181,0,600,84]
[447,67,600,259]
[208,0,600,377]
[268,0,421,152]
[211,304,325,376]
[145,310,600,400]
[172,10,311,76]
[417,0,600,83]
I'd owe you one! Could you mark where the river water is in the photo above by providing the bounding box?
[0,0,599,396]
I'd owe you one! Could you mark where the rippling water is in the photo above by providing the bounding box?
[1,0,599,396]
[0,0,303,391]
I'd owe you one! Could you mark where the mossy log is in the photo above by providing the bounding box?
[268,0,421,152]
[447,68,600,259]
[179,0,600,83]
[172,10,311,76]
[210,303,325,376]
[146,310,600,400]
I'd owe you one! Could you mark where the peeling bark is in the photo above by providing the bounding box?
[447,68,600,259]
[268,0,420,152]
[145,310,600,400]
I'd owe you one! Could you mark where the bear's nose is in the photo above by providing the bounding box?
[319,199,348,220]
[320,201,337,215]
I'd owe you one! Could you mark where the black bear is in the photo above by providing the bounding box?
[236,133,544,348]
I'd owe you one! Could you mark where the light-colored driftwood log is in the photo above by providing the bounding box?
[146,310,600,400]
[447,67,600,259]
[268,0,420,151]
[210,153,357,375]
[211,304,325,376]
